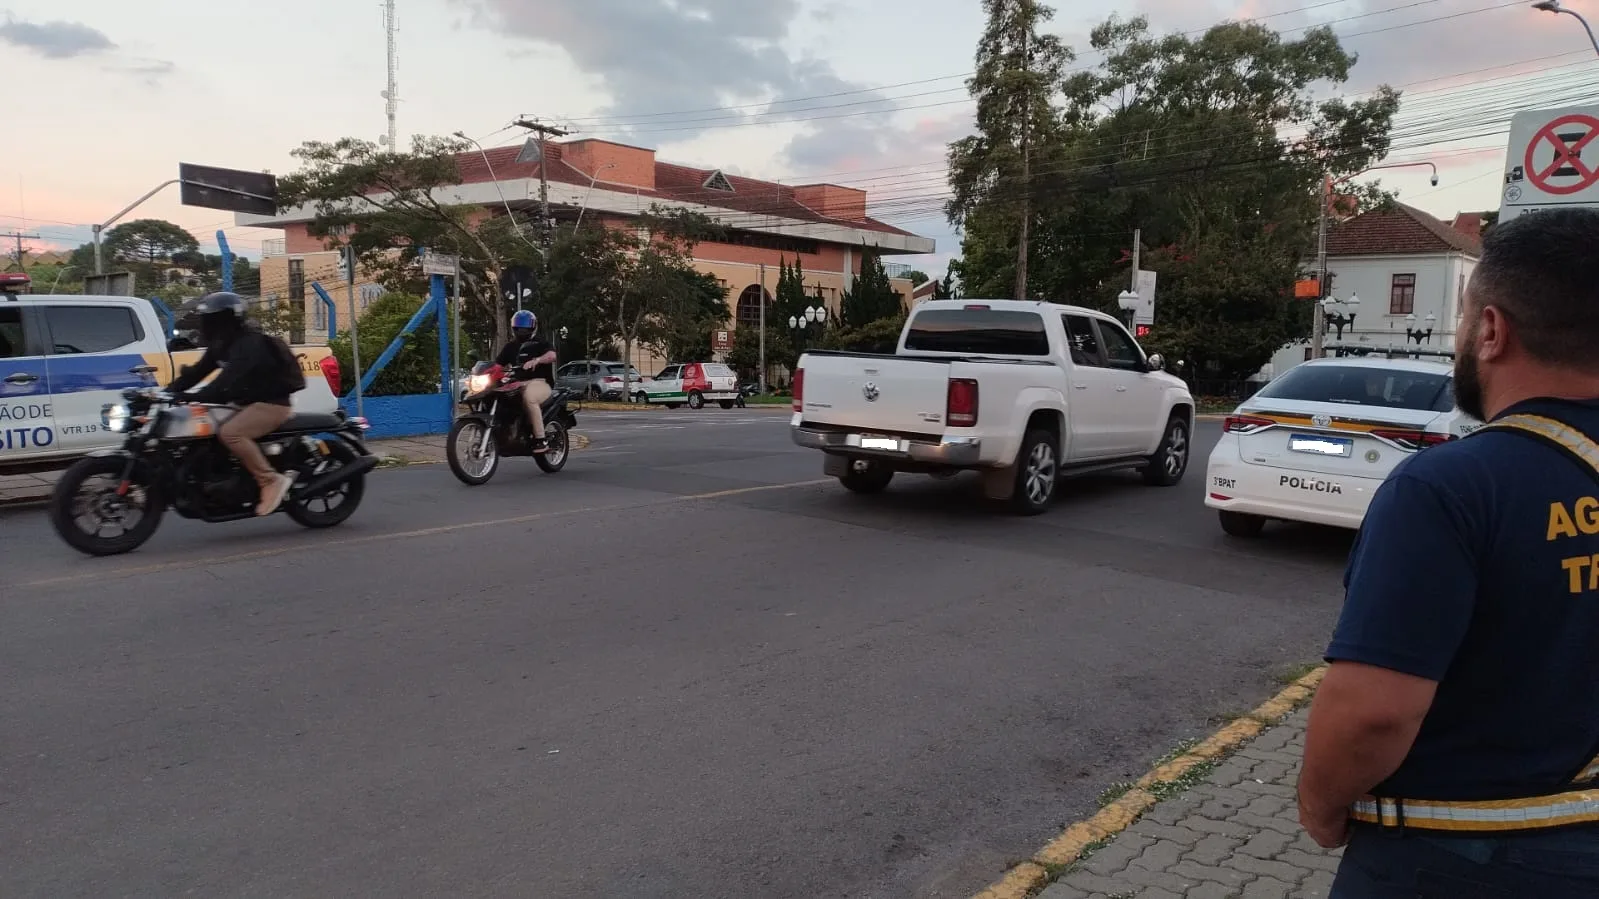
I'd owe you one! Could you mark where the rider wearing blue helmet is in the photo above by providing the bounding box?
[494,309,557,453]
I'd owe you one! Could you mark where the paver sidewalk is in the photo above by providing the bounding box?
[1038,708,1339,899]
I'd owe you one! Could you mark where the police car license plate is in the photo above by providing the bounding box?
[1288,433,1352,457]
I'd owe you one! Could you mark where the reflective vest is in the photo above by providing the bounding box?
[1350,413,1599,833]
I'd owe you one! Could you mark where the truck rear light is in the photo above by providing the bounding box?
[947,378,978,427]
[320,356,341,396]
[792,368,804,412]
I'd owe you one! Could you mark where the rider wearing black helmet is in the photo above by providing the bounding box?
[168,292,307,515]
[494,309,557,453]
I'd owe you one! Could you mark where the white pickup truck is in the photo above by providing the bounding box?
[790,299,1195,513]
[1,288,341,475]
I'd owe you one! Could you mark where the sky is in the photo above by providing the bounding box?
[2,0,1593,277]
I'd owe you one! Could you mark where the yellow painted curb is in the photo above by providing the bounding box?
[969,664,1329,899]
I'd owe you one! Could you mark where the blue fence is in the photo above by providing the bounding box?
[336,270,455,439]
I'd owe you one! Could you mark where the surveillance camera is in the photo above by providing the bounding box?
[1430,175,1439,186]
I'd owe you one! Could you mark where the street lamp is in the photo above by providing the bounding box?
[1406,311,1436,345]
[1314,162,1439,359]
[1533,1,1599,58]
[1323,293,1360,343]
[788,305,825,336]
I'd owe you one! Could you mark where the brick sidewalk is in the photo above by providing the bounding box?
[1038,708,1338,899]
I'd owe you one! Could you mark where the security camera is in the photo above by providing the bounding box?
[1534,0,1562,12]
[1430,174,1439,186]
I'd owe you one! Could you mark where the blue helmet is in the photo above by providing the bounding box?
[511,310,536,333]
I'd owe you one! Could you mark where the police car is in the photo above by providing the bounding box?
[1,278,340,474]
[1204,353,1478,537]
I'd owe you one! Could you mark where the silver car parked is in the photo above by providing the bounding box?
[555,360,643,400]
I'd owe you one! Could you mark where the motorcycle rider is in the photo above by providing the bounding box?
[494,310,557,453]
[167,292,306,516]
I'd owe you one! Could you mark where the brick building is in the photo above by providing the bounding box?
[242,138,934,368]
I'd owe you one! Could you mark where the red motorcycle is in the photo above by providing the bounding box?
[446,361,577,486]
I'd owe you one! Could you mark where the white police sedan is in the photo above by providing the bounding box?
[1204,355,1479,537]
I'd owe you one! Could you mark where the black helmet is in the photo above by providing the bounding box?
[194,291,249,345]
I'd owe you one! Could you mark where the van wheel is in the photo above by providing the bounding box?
[1010,428,1059,515]
[840,459,893,494]
[687,391,705,410]
[1142,415,1191,486]
[1219,510,1266,538]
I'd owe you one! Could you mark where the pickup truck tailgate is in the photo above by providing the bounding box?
[799,354,952,434]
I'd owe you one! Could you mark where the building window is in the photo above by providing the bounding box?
[702,170,734,192]
[709,231,821,256]
[311,292,327,331]
[359,283,385,311]
[1390,273,1416,315]
[735,285,772,329]
[287,258,306,343]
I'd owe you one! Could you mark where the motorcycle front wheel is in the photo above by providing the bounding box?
[447,416,501,486]
[534,420,570,473]
[48,456,165,556]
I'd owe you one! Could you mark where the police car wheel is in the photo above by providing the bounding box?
[1218,510,1266,538]
[49,456,165,556]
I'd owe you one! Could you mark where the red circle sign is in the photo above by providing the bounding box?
[1525,114,1599,196]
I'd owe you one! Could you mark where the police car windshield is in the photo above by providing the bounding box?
[1256,364,1454,412]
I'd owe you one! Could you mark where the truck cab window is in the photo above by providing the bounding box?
[1061,315,1102,367]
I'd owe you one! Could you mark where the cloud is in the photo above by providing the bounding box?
[0,16,115,59]
[108,58,177,86]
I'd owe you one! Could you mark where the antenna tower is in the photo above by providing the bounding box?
[380,0,399,149]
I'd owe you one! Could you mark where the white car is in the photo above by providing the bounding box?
[635,362,739,409]
[1204,355,1479,536]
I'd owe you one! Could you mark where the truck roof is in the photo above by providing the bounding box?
[912,298,1117,319]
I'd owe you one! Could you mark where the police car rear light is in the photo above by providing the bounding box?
[1209,492,1230,501]
[1371,428,1452,451]
[320,356,341,396]
[1223,415,1274,433]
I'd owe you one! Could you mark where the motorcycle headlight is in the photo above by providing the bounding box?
[102,403,131,432]
[468,374,492,394]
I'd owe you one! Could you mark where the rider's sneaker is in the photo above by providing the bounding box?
[256,473,295,516]
[531,438,550,455]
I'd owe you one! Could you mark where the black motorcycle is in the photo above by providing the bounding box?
[446,360,578,486]
[48,388,378,556]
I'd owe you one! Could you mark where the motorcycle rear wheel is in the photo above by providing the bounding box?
[534,421,570,473]
[48,456,165,556]
[447,417,501,486]
[285,441,367,529]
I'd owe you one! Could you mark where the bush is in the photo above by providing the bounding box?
[329,293,441,396]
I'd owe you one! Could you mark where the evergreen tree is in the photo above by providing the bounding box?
[841,250,902,328]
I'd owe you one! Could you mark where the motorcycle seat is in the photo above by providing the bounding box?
[272,411,347,434]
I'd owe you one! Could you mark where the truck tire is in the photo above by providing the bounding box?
[1219,510,1266,538]
[840,458,893,494]
[1142,415,1191,486]
[1010,428,1059,515]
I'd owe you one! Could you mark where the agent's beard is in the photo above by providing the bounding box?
[1454,322,1488,422]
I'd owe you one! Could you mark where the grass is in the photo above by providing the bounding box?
[1097,781,1135,807]
[743,394,792,405]
[1274,661,1322,687]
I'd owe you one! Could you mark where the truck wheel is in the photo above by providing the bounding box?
[1010,428,1059,515]
[840,459,893,494]
[1219,510,1266,538]
[1142,415,1191,486]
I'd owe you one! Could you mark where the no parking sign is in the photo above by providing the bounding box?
[1503,106,1599,221]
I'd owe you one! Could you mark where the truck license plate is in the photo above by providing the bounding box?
[860,436,900,451]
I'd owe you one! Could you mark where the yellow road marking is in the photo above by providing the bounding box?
[20,478,833,589]
[969,665,1328,898]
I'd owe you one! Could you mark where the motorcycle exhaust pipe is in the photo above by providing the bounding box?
[294,454,379,498]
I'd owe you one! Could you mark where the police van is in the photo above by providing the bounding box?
[0,275,340,474]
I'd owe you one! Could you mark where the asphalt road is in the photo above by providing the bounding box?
[0,411,1356,899]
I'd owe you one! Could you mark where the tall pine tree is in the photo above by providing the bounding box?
[841,250,902,328]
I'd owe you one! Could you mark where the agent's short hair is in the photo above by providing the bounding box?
[1472,208,1599,369]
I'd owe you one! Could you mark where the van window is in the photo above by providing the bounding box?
[903,308,1049,355]
[44,305,144,355]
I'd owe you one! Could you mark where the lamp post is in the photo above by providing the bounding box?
[1533,1,1599,57]
[1323,293,1360,347]
[1314,162,1439,358]
[1406,311,1436,345]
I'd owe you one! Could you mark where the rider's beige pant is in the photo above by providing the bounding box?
[521,380,551,440]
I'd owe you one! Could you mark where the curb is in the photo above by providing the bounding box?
[971,665,1327,899]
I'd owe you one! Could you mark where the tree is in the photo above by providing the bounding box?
[933,271,957,300]
[946,0,1073,300]
[841,251,903,328]
[104,219,199,266]
[952,14,1397,380]
[327,293,439,396]
[902,270,930,287]
[277,135,543,349]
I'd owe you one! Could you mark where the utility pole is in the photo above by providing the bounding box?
[1014,25,1031,301]
[1,231,40,270]
[1129,228,1141,330]
[511,117,572,269]
[1312,176,1329,360]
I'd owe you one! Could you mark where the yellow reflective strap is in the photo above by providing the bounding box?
[1577,754,1599,784]
[1476,413,1599,479]
[1352,791,1599,832]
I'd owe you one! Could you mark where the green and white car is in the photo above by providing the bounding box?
[634,362,740,409]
